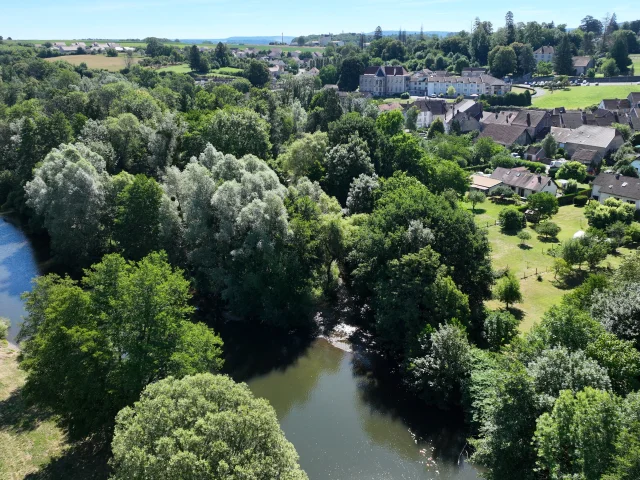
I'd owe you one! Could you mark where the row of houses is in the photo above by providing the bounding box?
[378,97,483,132]
[359,66,511,98]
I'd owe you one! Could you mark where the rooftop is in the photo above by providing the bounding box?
[593,172,640,201]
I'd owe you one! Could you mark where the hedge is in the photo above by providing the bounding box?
[558,189,591,206]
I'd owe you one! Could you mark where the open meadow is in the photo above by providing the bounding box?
[632,54,640,74]
[531,84,640,109]
[466,199,634,331]
[44,54,141,71]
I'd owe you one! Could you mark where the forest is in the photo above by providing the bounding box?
[1,35,640,479]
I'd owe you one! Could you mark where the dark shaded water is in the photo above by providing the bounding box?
[1,217,481,480]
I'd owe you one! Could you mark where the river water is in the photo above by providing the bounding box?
[0,217,480,480]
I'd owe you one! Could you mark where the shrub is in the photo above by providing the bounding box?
[0,317,9,340]
[400,92,410,99]
[499,206,525,231]
[574,195,588,206]
[517,230,531,246]
[536,221,561,240]
[564,179,578,195]
[483,310,520,351]
[626,223,640,243]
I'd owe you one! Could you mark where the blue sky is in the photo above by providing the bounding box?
[0,0,636,40]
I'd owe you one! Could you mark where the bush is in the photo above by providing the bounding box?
[499,206,525,231]
[400,92,410,99]
[536,221,561,240]
[574,195,588,206]
[0,317,9,340]
[626,223,640,243]
[483,310,520,351]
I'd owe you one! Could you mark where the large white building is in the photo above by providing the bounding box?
[359,66,410,97]
[533,46,554,64]
[408,70,510,97]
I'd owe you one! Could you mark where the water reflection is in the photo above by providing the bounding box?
[0,219,42,343]
[245,339,480,480]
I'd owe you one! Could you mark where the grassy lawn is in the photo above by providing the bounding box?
[531,85,640,109]
[44,54,140,71]
[156,63,192,73]
[467,200,634,331]
[0,345,65,478]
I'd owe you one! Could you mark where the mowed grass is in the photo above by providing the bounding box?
[467,200,633,331]
[156,63,192,73]
[44,54,141,71]
[631,55,640,74]
[531,85,640,109]
[0,345,66,479]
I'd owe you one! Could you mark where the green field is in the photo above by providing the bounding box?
[44,54,141,71]
[467,200,633,331]
[531,85,640,109]
[156,63,192,73]
[632,55,640,74]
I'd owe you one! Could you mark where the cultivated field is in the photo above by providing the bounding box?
[467,200,633,331]
[531,84,640,109]
[44,54,141,71]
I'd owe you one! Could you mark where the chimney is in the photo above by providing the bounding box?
[581,111,587,124]
[538,175,542,183]
[527,112,531,126]
[616,174,620,180]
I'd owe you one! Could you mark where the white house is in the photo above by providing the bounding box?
[470,175,504,194]
[533,46,554,64]
[550,125,625,162]
[408,71,510,97]
[359,66,410,97]
[592,172,640,209]
[490,167,558,198]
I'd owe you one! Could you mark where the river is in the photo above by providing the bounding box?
[0,217,480,480]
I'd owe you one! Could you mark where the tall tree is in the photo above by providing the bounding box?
[554,34,574,75]
[610,35,632,74]
[505,11,516,44]
[338,57,365,92]
[189,44,202,72]
[374,26,383,40]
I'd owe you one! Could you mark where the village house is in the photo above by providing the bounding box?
[359,66,410,97]
[461,67,487,77]
[592,172,640,209]
[407,98,448,129]
[572,56,594,75]
[550,125,625,163]
[490,167,558,198]
[551,107,635,129]
[477,123,532,147]
[571,148,600,172]
[442,99,483,133]
[524,145,545,162]
[480,109,551,140]
[533,46,554,64]
[408,71,510,97]
[470,174,504,194]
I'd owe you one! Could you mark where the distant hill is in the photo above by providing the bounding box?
[180,36,295,45]
[372,30,452,37]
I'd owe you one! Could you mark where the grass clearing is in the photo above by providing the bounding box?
[467,200,633,331]
[44,54,140,71]
[156,63,192,73]
[631,55,640,74]
[531,85,640,109]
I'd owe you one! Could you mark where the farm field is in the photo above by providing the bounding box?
[44,54,140,71]
[466,199,634,331]
[155,64,242,77]
[531,84,640,109]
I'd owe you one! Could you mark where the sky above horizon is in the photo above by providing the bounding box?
[1,1,636,40]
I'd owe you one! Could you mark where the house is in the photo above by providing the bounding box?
[572,56,594,75]
[524,145,545,161]
[599,98,632,113]
[533,46,554,64]
[268,48,282,59]
[629,92,640,109]
[491,167,558,198]
[461,67,487,77]
[571,148,600,171]
[304,67,320,76]
[268,66,281,77]
[477,123,532,147]
[470,175,504,194]
[551,108,631,129]
[481,110,519,126]
[319,35,332,46]
[359,66,410,97]
[378,102,404,113]
[550,125,624,162]
[509,110,552,141]
[407,98,448,129]
[408,71,510,97]
[592,172,640,209]
[442,99,483,133]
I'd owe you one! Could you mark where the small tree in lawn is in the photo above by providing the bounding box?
[527,192,559,222]
[495,270,522,309]
[517,230,531,247]
[467,190,486,213]
[499,206,524,231]
[536,221,561,241]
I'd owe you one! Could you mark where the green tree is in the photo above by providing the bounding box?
[214,41,230,67]
[517,230,531,246]
[111,374,307,480]
[189,45,202,72]
[541,134,557,159]
[601,58,620,77]
[278,131,328,182]
[527,192,559,221]
[494,270,522,308]
[346,173,379,214]
[447,85,456,97]
[536,221,561,240]
[603,392,640,480]
[115,175,163,260]
[427,118,445,138]
[535,388,620,480]
[405,105,418,131]
[562,237,587,269]
[338,57,365,92]
[536,61,553,76]
[0,317,8,340]
[483,310,519,351]
[324,134,374,204]
[499,206,524,231]
[374,26,383,40]
[19,252,223,437]
[586,333,640,395]
[203,107,272,159]
[591,282,640,347]
[319,65,338,85]
[376,110,405,137]
[557,160,587,182]
[488,45,517,78]
[244,60,270,88]
[610,34,632,74]
[467,190,486,213]
[554,34,574,75]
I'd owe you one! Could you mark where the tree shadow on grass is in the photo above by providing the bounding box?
[552,269,590,290]
[536,235,560,243]
[0,386,55,434]
[470,208,487,215]
[24,438,111,480]
[518,244,533,250]
[506,307,525,321]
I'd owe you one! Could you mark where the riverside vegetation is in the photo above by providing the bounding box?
[1,37,640,479]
